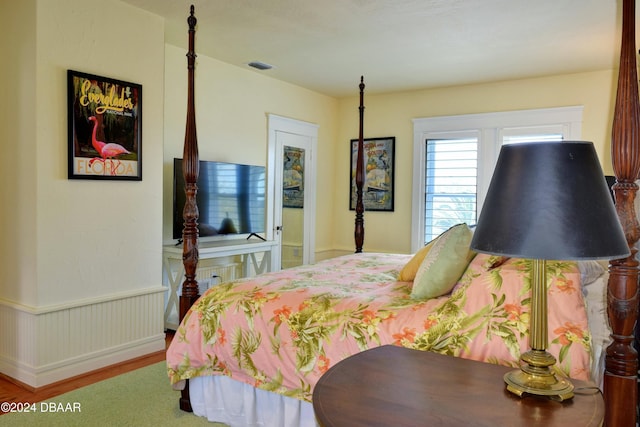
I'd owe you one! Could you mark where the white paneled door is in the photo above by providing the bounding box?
[267,115,318,270]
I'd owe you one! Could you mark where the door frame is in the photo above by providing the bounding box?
[266,114,318,270]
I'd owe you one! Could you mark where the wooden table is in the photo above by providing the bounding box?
[312,345,603,427]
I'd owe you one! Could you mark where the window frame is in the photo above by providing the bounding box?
[411,106,583,252]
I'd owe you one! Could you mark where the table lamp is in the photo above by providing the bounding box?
[470,141,629,401]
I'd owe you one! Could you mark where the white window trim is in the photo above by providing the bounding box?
[411,106,583,252]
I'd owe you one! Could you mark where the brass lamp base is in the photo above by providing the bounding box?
[504,349,574,401]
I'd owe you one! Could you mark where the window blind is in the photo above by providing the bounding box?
[424,138,478,242]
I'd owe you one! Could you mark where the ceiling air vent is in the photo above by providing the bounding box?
[248,61,273,70]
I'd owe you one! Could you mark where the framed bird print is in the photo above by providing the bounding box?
[67,70,142,180]
[283,145,305,208]
[349,136,395,211]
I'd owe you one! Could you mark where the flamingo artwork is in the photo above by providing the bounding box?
[87,116,131,175]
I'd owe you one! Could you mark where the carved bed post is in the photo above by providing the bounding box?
[355,76,365,253]
[179,5,200,413]
[604,0,640,425]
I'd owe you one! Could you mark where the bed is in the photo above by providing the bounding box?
[167,3,639,427]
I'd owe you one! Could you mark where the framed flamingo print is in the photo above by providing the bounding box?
[67,70,142,180]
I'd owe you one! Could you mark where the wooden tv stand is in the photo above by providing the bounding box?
[162,238,278,330]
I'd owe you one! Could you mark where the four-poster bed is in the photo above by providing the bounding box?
[168,3,639,426]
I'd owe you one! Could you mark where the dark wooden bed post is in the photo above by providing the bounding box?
[604,0,640,425]
[179,4,200,413]
[354,76,365,253]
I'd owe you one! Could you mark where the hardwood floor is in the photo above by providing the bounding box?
[0,332,173,410]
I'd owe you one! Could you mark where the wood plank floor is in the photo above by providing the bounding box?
[0,332,173,410]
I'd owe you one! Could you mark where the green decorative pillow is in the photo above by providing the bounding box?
[410,223,475,300]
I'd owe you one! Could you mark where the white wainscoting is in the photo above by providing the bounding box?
[0,286,166,388]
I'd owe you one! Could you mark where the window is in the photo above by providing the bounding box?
[424,137,478,242]
[411,107,583,251]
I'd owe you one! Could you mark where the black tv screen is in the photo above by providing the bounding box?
[173,158,266,240]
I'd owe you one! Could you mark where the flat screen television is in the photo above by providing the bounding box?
[173,158,266,240]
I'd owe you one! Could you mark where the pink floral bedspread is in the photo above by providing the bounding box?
[166,253,591,402]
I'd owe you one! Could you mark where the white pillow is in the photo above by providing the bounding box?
[577,260,605,287]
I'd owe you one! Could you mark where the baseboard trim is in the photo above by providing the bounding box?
[0,343,166,393]
[0,335,165,387]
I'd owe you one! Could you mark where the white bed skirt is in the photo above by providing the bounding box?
[190,375,319,427]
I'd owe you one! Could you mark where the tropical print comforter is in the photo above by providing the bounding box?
[166,253,591,402]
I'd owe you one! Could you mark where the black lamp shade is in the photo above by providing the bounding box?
[470,141,630,260]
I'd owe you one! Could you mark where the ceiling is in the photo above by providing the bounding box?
[120,0,629,98]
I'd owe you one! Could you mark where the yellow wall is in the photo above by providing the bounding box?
[1,0,166,306]
[0,0,38,304]
[162,65,619,258]
[37,0,166,305]
[0,0,168,387]
[334,70,617,253]
[162,45,339,254]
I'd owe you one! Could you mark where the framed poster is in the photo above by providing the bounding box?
[350,137,395,211]
[283,145,305,208]
[67,70,142,180]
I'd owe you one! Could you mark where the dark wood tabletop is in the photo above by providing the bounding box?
[312,345,604,427]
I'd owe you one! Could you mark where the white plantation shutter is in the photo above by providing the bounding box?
[502,133,563,144]
[425,138,478,242]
